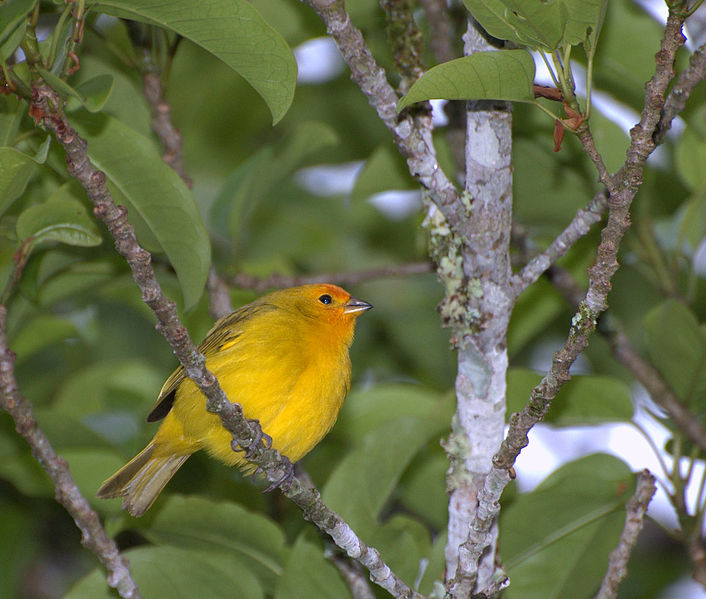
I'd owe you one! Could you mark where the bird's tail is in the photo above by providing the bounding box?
[97,442,190,517]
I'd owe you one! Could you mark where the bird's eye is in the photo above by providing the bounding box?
[318,294,332,305]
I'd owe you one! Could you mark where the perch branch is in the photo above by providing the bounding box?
[0,306,141,599]
[30,85,421,599]
[594,470,656,599]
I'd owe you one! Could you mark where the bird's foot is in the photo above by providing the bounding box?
[231,418,272,459]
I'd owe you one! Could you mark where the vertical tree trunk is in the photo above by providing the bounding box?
[444,21,513,596]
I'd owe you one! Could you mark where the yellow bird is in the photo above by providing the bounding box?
[97,284,372,516]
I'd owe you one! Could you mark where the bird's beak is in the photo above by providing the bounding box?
[343,297,373,315]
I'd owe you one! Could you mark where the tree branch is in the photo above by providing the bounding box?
[143,72,192,188]
[303,0,463,231]
[228,261,434,294]
[0,306,141,599]
[594,470,656,599]
[418,0,456,64]
[30,84,421,599]
[511,190,608,297]
[330,553,376,599]
[464,3,689,581]
[653,41,706,145]
[207,267,234,320]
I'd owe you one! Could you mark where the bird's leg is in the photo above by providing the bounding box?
[230,418,273,458]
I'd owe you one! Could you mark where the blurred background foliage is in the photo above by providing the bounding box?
[0,0,705,598]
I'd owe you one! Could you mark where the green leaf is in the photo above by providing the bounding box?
[581,0,608,57]
[59,447,130,509]
[501,454,634,599]
[398,452,448,530]
[64,545,263,599]
[8,314,78,362]
[0,501,33,598]
[558,0,607,50]
[16,194,102,248]
[0,0,35,47]
[68,74,115,113]
[211,146,274,241]
[590,0,663,110]
[92,0,296,124]
[72,113,211,308]
[644,300,706,408]
[678,194,706,253]
[462,0,607,52]
[508,277,565,353]
[37,260,115,306]
[398,50,535,111]
[275,533,351,599]
[140,495,285,589]
[507,369,634,426]
[38,70,113,113]
[338,383,451,441]
[0,17,25,60]
[0,147,38,217]
[0,96,25,146]
[512,135,596,232]
[676,127,706,192]
[322,413,449,538]
[463,0,565,49]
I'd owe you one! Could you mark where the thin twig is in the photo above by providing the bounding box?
[511,190,608,297]
[143,72,192,188]
[0,306,141,599]
[653,42,706,145]
[207,267,233,320]
[594,470,656,599]
[329,554,376,599]
[418,0,456,64]
[30,85,421,599]
[229,261,434,293]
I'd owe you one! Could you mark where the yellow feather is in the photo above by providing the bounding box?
[97,284,371,516]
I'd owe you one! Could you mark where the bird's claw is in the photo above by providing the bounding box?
[231,418,272,458]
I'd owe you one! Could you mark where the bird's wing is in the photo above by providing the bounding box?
[145,303,272,422]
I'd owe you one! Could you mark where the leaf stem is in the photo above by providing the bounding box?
[686,0,705,17]
[531,99,562,122]
[539,50,561,88]
[585,53,594,119]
